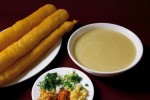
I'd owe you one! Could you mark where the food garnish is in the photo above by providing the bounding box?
[37,71,88,100]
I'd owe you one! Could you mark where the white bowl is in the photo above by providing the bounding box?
[67,23,143,77]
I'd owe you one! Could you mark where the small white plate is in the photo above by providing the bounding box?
[3,39,62,87]
[32,67,94,100]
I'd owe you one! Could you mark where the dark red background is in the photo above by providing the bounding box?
[0,0,150,100]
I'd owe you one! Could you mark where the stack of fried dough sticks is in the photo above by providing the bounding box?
[0,4,77,86]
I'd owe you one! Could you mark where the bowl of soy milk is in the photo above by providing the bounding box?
[68,23,143,76]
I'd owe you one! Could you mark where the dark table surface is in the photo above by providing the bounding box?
[0,0,150,100]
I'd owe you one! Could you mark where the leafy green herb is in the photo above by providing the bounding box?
[38,71,82,91]
[38,73,61,91]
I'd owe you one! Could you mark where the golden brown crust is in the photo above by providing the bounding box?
[0,4,57,52]
[0,20,77,86]
[0,9,69,72]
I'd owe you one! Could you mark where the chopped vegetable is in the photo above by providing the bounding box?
[38,73,61,91]
[62,71,82,90]
[38,71,82,91]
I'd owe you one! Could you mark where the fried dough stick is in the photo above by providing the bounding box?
[0,4,57,51]
[0,9,69,72]
[0,20,77,86]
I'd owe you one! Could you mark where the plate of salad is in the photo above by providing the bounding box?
[32,67,94,100]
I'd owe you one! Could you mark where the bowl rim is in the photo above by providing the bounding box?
[67,23,143,76]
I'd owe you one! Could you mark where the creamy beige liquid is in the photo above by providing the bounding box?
[73,29,136,72]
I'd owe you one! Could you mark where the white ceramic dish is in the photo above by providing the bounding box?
[3,39,61,87]
[68,23,143,76]
[32,67,94,100]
